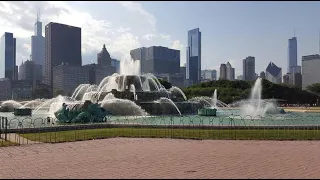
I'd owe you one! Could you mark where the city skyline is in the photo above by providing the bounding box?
[1,2,320,77]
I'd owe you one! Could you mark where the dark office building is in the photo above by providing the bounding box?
[83,63,116,85]
[0,32,17,80]
[243,56,256,81]
[260,71,266,79]
[11,80,33,100]
[219,63,227,80]
[18,60,42,83]
[53,64,90,96]
[130,46,180,75]
[111,58,120,73]
[98,44,112,66]
[180,66,186,79]
[44,22,82,90]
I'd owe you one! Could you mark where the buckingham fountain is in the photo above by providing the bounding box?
[0,59,287,124]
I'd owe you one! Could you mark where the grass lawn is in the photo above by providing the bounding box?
[19,127,320,143]
[0,140,18,147]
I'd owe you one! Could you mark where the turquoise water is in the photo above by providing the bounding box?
[1,109,320,129]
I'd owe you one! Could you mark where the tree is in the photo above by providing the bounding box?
[306,83,320,94]
[183,79,320,104]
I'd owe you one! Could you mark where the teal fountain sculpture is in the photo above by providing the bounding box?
[54,100,109,123]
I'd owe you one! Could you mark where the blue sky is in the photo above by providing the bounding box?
[1,1,320,77]
[140,1,320,76]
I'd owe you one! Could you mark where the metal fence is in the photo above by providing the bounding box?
[1,114,320,147]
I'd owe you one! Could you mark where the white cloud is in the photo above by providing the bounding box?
[116,1,156,31]
[0,1,183,67]
[109,33,141,60]
[171,40,185,65]
[171,40,184,50]
[142,34,156,41]
[160,34,171,41]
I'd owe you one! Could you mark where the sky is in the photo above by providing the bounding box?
[1,1,320,78]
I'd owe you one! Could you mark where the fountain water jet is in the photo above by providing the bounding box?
[155,97,182,116]
[0,100,22,112]
[212,89,217,108]
[170,86,187,101]
[100,93,148,116]
[240,78,277,117]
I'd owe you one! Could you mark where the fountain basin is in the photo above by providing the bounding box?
[198,107,217,116]
[139,101,202,115]
[13,108,32,116]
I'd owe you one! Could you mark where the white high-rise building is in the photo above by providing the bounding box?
[226,62,235,81]
[31,10,45,78]
[302,54,320,89]
[201,69,217,80]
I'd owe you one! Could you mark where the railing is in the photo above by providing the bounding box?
[0,114,320,147]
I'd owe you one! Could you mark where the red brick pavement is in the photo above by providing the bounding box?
[0,138,320,179]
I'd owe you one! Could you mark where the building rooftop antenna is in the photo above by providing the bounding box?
[293,28,296,38]
[36,8,40,22]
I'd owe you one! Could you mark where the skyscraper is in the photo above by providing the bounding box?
[130,46,180,75]
[302,54,320,89]
[243,56,255,81]
[288,37,297,73]
[44,22,82,88]
[219,63,227,80]
[53,64,90,96]
[18,60,42,83]
[31,10,45,77]
[260,71,266,79]
[265,62,282,84]
[226,62,235,81]
[201,69,217,81]
[97,44,112,66]
[186,28,201,84]
[0,32,17,80]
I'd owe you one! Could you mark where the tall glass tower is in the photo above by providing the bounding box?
[186,28,201,84]
[31,9,45,77]
[288,37,297,73]
[0,32,16,80]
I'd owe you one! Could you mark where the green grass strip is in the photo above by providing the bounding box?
[0,140,19,147]
[19,127,320,143]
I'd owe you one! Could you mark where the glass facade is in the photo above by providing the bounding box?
[0,32,16,80]
[243,56,256,81]
[288,37,297,73]
[186,28,201,84]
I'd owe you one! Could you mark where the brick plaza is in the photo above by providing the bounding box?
[0,138,319,179]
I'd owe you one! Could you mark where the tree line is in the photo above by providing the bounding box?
[181,79,320,104]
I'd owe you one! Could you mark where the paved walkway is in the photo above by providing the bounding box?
[0,138,320,179]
